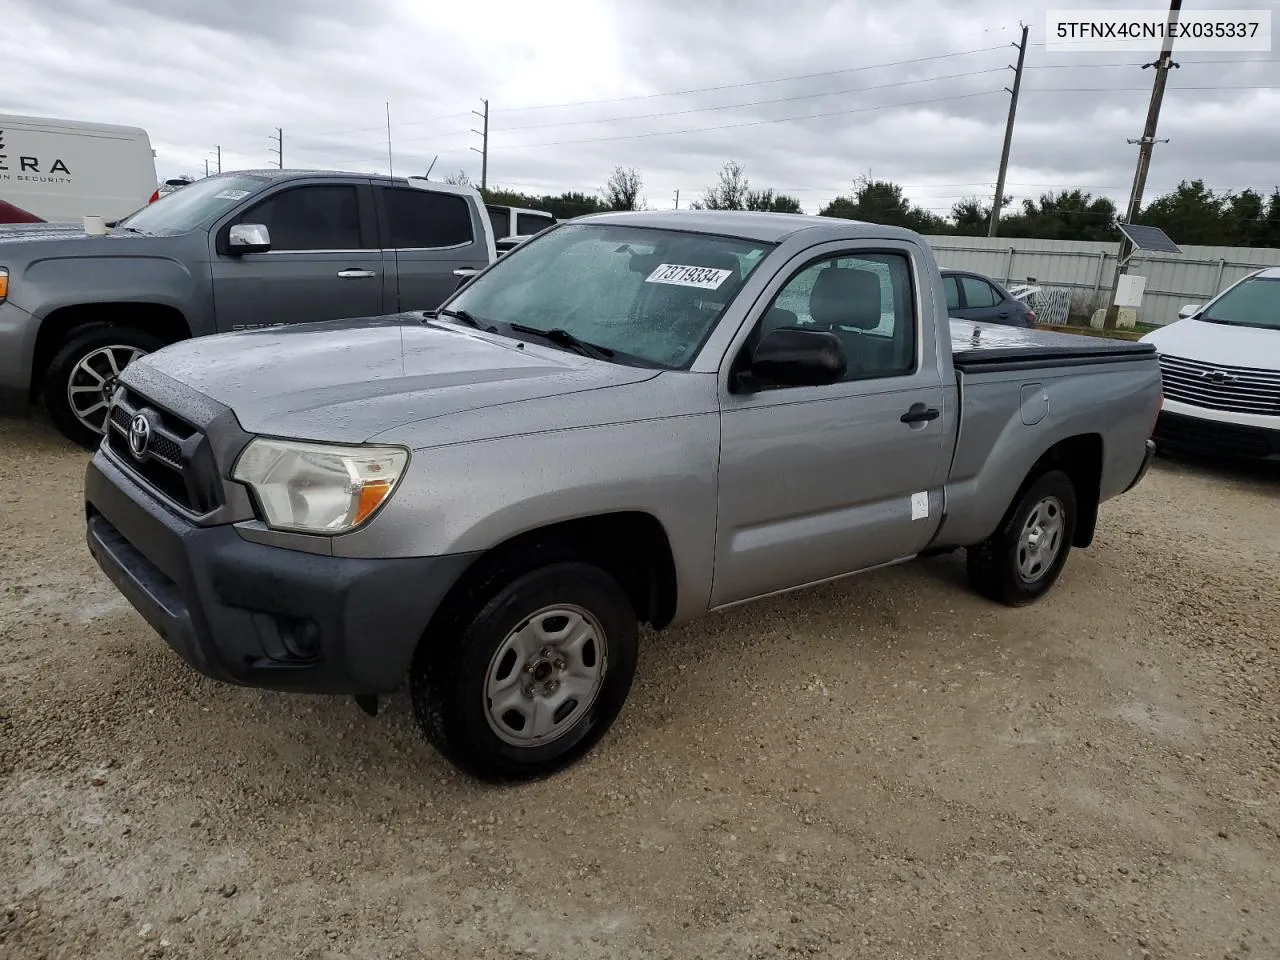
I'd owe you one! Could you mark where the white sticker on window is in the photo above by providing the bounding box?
[911,492,929,521]
[645,263,733,289]
[214,189,250,201]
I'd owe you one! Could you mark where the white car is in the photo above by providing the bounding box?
[1141,267,1280,461]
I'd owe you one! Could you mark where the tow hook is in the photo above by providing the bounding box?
[354,694,379,717]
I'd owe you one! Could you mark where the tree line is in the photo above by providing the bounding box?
[443,163,1280,248]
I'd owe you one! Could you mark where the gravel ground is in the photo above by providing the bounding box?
[2,413,1278,960]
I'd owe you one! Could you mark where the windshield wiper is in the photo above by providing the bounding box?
[431,307,493,331]
[507,323,615,361]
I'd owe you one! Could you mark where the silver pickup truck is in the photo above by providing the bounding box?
[83,210,1161,781]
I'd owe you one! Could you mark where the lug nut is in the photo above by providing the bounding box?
[547,681,559,693]
[554,658,566,670]
[523,663,535,673]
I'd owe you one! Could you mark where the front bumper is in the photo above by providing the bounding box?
[0,300,36,414]
[1154,411,1280,462]
[85,450,478,695]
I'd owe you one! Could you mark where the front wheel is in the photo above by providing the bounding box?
[966,469,1077,607]
[40,323,164,450]
[410,561,639,781]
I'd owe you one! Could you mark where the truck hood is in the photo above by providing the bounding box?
[1141,317,1280,369]
[0,223,149,247]
[126,314,662,443]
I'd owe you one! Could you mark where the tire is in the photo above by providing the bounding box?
[41,323,165,451]
[410,561,639,781]
[966,469,1077,607]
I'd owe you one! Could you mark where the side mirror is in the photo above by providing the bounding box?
[748,328,846,388]
[228,223,271,255]
[1178,303,1202,319]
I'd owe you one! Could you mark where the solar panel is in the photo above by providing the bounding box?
[1118,222,1181,254]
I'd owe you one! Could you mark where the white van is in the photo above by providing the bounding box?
[0,113,158,224]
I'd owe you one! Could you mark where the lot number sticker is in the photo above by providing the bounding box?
[645,263,734,290]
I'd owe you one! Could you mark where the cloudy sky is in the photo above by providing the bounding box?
[6,0,1278,216]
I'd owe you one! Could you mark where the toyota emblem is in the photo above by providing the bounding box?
[128,412,153,460]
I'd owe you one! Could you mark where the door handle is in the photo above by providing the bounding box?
[337,268,377,279]
[452,268,481,278]
[997,311,1010,318]
[900,405,940,424]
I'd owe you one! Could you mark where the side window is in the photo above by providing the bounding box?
[383,188,473,249]
[237,185,363,251]
[755,251,917,383]
[943,274,961,311]
[486,206,510,239]
[515,212,552,236]
[960,275,998,309]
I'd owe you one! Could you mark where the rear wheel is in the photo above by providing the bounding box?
[410,561,639,781]
[966,469,1077,606]
[41,323,164,450]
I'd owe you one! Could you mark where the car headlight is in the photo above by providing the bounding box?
[0,267,9,303]
[231,438,409,535]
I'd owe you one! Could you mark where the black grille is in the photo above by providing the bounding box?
[105,387,223,513]
[1154,412,1280,461]
[1158,354,1280,416]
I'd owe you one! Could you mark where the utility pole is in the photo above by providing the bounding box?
[988,23,1029,237]
[674,189,680,210]
[270,127,283,168]
[471,98,489,190]
[1106,0,1181,327]
[204,159,210,178]
[216,145,221,174]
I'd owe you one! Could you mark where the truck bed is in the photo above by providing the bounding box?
[949,319,1155,372]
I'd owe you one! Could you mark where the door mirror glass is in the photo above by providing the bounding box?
[1178,302,1202,319]
[750,328,846,387]
[228,223,271,255]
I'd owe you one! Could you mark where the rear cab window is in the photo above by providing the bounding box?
[383,187,474,249]
[515,211,554,236]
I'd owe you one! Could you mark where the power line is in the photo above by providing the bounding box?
[497,43,1012,113]
[494,90,1004,150]
[494,67,1007,132]
[1026,85,1280,92]
[323,110,472,138]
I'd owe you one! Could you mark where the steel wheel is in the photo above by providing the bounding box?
[66,344,147,436]
[483,603,608,748]
[1016,495,1064,583]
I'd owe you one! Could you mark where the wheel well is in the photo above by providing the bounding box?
[430,512,679,637]
[30,303,192,400]
[1028,434,1103,547]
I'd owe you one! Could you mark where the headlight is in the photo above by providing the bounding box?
[231,438,409,535]
[0,267,8,303]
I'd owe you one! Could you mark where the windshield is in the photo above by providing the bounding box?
[443,222,773,368]
[1200,277,1280,330]
[116,174,269,235]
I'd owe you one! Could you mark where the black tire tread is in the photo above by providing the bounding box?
[410,557,638,781]
[966,468,1077,607]
[40,322,164,450]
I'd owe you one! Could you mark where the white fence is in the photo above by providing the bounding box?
[923,235,1280,326]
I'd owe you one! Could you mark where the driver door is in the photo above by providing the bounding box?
[210,181,385,331]
[712,242,949,607]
